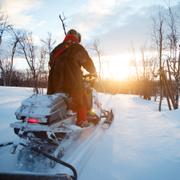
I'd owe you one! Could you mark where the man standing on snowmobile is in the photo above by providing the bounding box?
[47,29,97,127]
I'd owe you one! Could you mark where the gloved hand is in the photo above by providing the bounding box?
[91,72,98,78]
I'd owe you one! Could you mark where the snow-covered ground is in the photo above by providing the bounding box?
[1,86,180,180]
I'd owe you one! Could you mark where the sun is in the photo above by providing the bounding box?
[95,54,132,81]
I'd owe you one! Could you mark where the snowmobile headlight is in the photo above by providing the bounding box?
[89,109,96,116]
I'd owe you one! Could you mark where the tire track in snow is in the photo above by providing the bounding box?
[0,99,21,106]
[52,125,106,177]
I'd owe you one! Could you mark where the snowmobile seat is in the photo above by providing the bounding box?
[0,172,74,180]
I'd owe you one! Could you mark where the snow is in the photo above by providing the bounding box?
[1,86,180,179]
[15,93,67,122]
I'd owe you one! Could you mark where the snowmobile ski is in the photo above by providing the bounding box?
[101,109,114,128]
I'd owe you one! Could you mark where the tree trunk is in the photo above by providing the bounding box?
[159,72,163,111]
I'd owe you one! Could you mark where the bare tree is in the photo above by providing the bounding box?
[0,23,21,86]
[41,32,56,68]
[166,4,179,109]
[36,47,48,93]
[41,32,56,56]
[0,57,12,86]
[152,9,165,111]
[130,43,139,80]
[59,13,67,35]
[0,12,11,46]
[17,32,53,93]
[18,32,39,93]
[140,46,155,100]
[40,32,56,93]
[0,36,20,86]
[7,31,21,85]
[0,58,7,85]
[90,39,108,93]
[93,40,102,79]
[166,1,178,59]
[0,12,11,85]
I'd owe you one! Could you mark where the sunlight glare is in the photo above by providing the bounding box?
[95,54,132,81]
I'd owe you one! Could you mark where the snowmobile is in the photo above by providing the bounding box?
[0,74,113,180]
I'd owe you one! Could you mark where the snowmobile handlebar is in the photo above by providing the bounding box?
[83,74,97,87]
[83,73,97,78]
[83,73,97,82]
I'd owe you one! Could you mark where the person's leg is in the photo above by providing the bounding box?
[76,106,88,126]
[75,92,89,127]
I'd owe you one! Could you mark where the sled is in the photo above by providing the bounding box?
[0,74,114,179]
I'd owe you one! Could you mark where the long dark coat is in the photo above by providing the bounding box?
[47,43,96,107]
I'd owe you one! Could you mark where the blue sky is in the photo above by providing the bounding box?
[1,0,180,79]
[1,0,180,54]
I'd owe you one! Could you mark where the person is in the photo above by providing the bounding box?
[47,29,97,127]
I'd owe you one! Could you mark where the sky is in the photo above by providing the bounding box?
[0,0,180,80]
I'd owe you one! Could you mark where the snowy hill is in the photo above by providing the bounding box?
[0,86,180,180]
